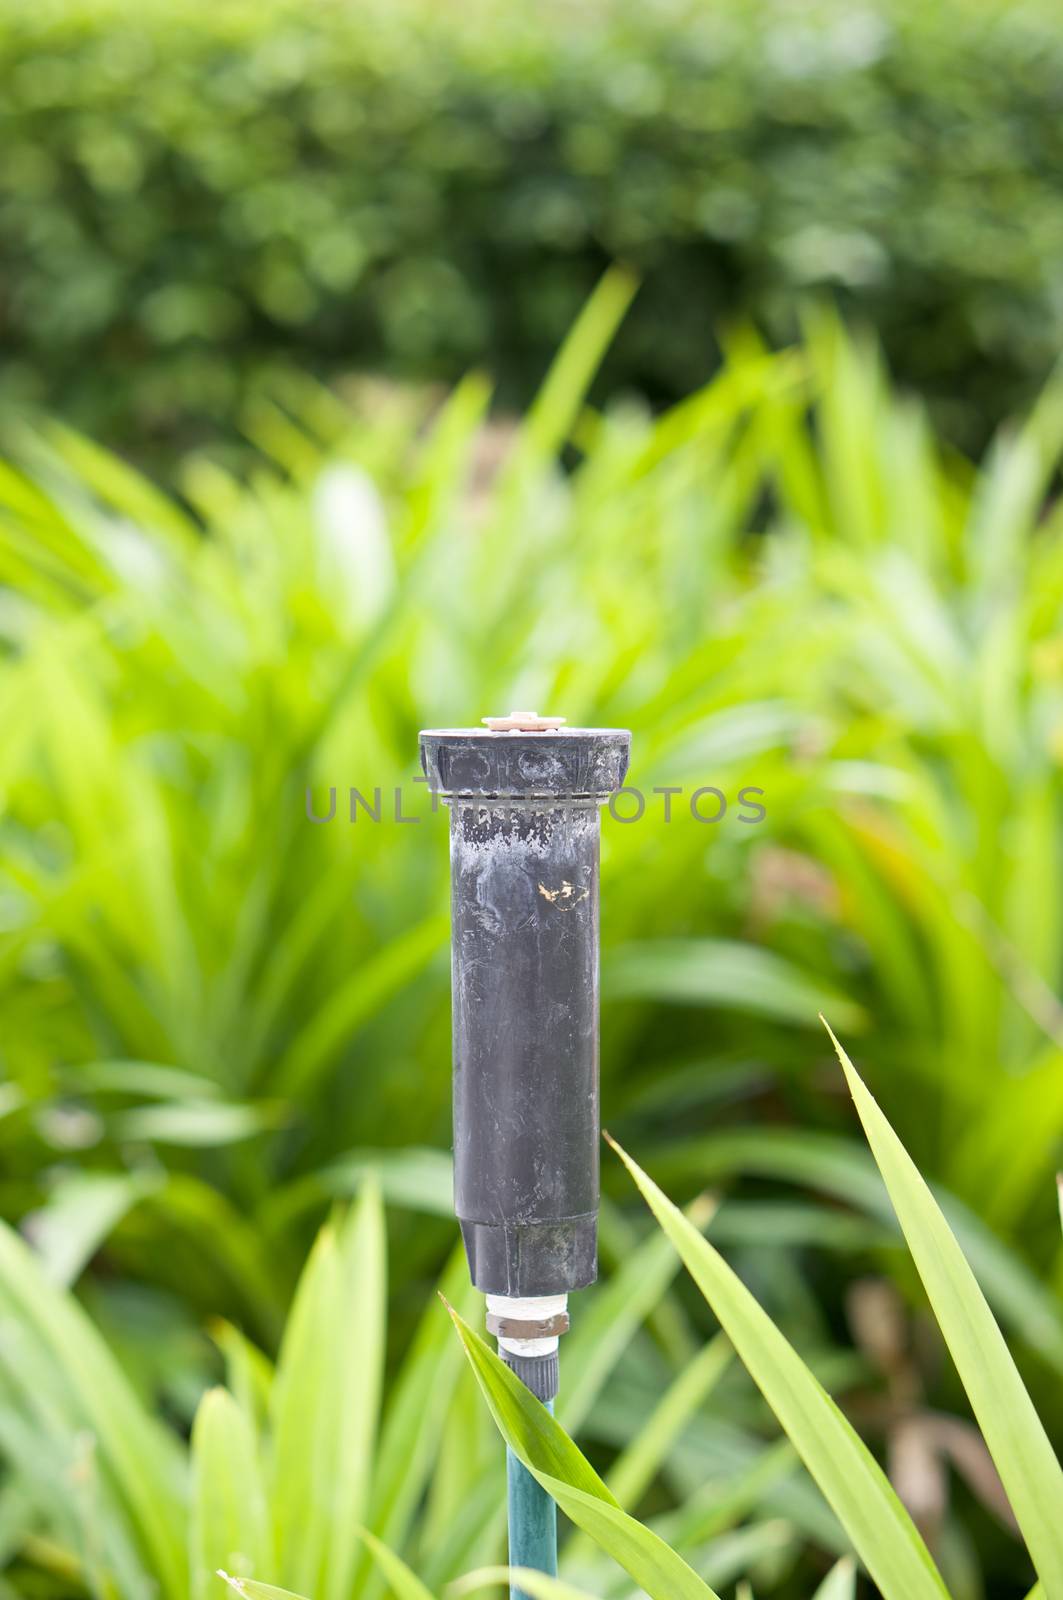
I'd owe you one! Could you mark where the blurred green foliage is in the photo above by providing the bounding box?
[0,1172,862,1597]
[4,0,1063,449]
[2,279,1063,1594]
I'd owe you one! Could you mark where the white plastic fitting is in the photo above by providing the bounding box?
[485,1292,569,1358]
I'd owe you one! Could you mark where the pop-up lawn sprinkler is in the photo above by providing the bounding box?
[420,712,630,1597]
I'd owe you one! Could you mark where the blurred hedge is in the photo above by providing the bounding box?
[4,0,1063,448]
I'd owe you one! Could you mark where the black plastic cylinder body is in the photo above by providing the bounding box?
[419,727,630,1297]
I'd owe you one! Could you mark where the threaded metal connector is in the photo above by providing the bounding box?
[501,1347,559,1402]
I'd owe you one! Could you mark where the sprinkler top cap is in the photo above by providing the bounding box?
[419,723,630,799]
[482,711,566,732]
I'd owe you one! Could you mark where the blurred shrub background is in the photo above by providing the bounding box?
[1,2,1062,1595]
[5,0,1063,453]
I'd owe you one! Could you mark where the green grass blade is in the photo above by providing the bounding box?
[564,1333,730,1571]
[605,1332,731,1512]
[558,1195,716,1434]
[825,1021,1063,1596]
[446,1306,723,1600]
[812,1555,857,1600]
[211,1323,274,1438]
[420,1209,711,1592]
[149,1175,282,1345]
[700,1521,794,1589]
[217,1576,309,1600]
[536,1480,722,1600]
[653,1130,1063,1376]
[357,1528,436,1600]
[269,1223,342,1591]
[268,1184,387,1599]
[272,914,447,1096]
[607,940,865,1031]
[366,1243,479,1569]
[652,1437,801,1552]
[39,421,201,552]
[190,1389,270,1600]
[605,1136,950,1600]
[416,1363,498,1585]
[263,1146,453,1233]
[454,1569,596,1600]
[27,1170,161,1287]
[327,1181,387,1600]
[499,265,638,491]
[113,1099,285,1146]
[0,1223,187,1597]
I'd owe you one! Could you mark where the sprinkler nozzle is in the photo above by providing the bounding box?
[420,716,630,1383]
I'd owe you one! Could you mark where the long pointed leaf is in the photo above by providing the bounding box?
[605,1136,950,1600]
[269,1185,387,1599]
[812,1556,857,1600]
[190,1389,270,1599]
[0,1224,186,1597]
[825,1020,1063,1597]
[447,1306,722,1600]
[270,1224,342,1591]
[358,1529,436,1600]
[217,1576,309,1600]
[327,1181,387,1600]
